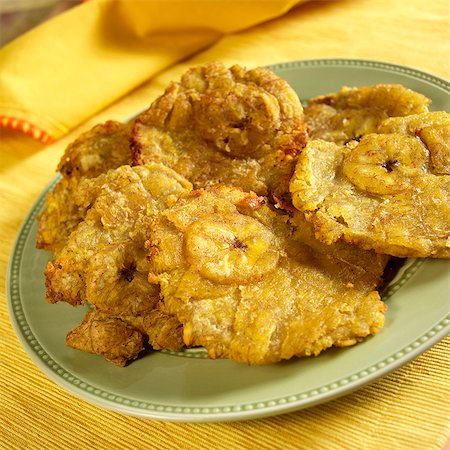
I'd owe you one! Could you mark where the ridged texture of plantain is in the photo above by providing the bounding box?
[290,122,450,258]
[66,309,146,367]
[146,185,388,365]
[304,84,430,145]
[131,62,308,205]
[37,121,134,252]
[45,163,191,365]
[45,163,191,306]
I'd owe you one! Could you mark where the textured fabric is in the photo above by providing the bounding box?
[1,0,449,449]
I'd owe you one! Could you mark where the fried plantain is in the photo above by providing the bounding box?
[66,307,185,366]
[289,131,450,258]
[131,62,308,205]
[45,163,192,307]
[377,111,450,175]
[37,121,134,252]
[146,186,388,365]
[66,309,146,367]
[304,84,430,144]
[39,74,447,367]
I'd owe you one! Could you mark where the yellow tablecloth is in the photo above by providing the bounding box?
[1,0,449,448]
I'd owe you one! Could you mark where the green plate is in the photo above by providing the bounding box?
[7,59,450,422]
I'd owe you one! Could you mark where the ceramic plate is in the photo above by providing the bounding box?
[7,59,450,422]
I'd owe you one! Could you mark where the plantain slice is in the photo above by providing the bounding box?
[66,307,184,367]
[45,163,192,308]
[146,185,388,365]
[131,62,308,205]
[304,84,430,145]
[37,121,134,252]
[377,111,450,175]
[66,309,146,367]
[289,129,450,258]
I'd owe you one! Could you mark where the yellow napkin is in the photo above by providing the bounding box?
[0,0,304,143]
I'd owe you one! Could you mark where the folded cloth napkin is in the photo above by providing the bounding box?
[0,0,305,143]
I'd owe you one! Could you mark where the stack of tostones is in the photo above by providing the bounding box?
[37,63,449,367]
[44,163,192,365]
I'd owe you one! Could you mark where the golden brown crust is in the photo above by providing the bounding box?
[37,121,133,252]
[53,163,192,363]
[57,121,133,179]
[66,307,185,366]
[131,62,308,203]
[45,163,192,307]
[36,176,85,253]
[125,309,184,351]
[290,132,450,258]
[304,84,430,144]
[66,309,146,367]
[147,186,388,365]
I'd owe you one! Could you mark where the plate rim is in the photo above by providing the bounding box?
[268,57,449,89]
[6,58,450,422]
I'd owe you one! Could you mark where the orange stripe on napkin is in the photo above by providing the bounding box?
[0,115,54,144]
